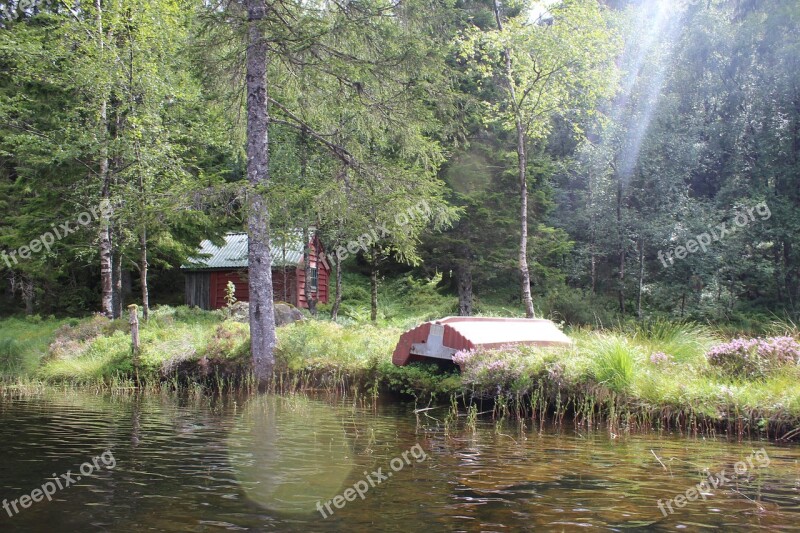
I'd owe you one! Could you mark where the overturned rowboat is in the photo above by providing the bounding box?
[392,316,572,366]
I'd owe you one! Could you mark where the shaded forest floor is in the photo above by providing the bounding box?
[1,274,800,441]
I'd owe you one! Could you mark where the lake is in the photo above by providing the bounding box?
[0,390,798,531]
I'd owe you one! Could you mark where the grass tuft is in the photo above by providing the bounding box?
[589,335,639,393]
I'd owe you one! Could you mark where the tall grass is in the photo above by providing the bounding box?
[276,320,397,372]
[0,338,25,373]
[0,316,72,376]
[3,300,800,440]
[767,315,800,338]
[625,319,718,363]
[588,336,639,393]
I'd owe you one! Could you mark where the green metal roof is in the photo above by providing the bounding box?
[181,232,306,270]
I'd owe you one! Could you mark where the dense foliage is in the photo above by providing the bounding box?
[0,0,798,326]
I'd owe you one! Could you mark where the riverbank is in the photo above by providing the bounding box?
[1,306,799,440]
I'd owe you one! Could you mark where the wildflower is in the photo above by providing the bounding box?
[452,349,475,367]
[649,351,671,365]
[547,362,564,385]
[706,336,800,378]
[485,359,509,373]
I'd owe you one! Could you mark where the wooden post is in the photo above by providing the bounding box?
[128,304,140,380]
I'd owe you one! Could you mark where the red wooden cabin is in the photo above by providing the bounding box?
[182,232,329,310]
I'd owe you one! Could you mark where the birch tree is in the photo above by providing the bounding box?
[457,0,620,317]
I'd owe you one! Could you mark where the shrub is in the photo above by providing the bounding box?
[379,361,461,399]
[452,349,475,368]
[454,345,539,394]
[342,285,370,303]
[540,288,615,327]
[51,314,114,344]
[46,337,86,361]
[171,305,223,323]
[202,322,250,361]
[706,336,800,379]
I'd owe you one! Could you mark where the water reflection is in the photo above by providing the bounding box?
[0,390,797,532]
[227,395,354,514]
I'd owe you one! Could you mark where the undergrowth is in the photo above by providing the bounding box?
[1,294,799,440]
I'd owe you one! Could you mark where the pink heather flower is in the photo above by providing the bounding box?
[452,349,475,366]
[757,336,800,364]
[650,351,671,365]
[485,359,509,373]
[706,336,800,378]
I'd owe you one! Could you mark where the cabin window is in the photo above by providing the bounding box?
[310,267,318,292]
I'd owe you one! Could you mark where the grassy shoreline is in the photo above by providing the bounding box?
[1,306,799,441]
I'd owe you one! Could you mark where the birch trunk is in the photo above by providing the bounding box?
[96,0,113,319]
[331,254,342,321]
[112,244,122,319]
[370,251,378,323]
[516,119,535,318]
[617,172,625,315]
[139,225,149,322]
[493,0,534,318]
[302,225,317,316]
[637,237,644,319]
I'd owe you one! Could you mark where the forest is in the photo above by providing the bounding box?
[2,0,796,330]
[2,2,800,529]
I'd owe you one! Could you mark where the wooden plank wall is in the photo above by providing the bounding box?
[210,270,250,309]
[273,269,298,306]
[185,272,211,310]
[297,239,330,307]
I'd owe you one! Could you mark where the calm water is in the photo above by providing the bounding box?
[0,391,798,532]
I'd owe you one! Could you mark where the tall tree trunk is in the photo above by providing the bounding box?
[246,0,277,382]
[302,225,317,316]
[99,186,113,317]
[589,171,597,296]
[516,121,535,318]
[139,226,149,322]
[456,260,473,316]
[331,254,343,321]
[22,276,34,316]
[4,275,14,306]
[136,144,149,322]
[785,239,797,310]
[96,0,113,319]
[493,0,534,318]
[370,250,378,323]
[637,237,644,319]
[281,242,287,302]
[616,171,625,315]
[112,245,122,319]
